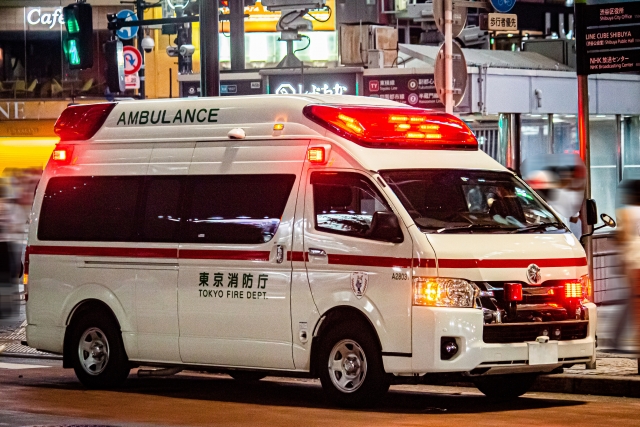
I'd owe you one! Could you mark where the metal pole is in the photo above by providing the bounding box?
[506,113,521,175]
[136,0,145,99]
[578,74,593,284]
[200,0,220,97]
[548,113,555,154]
[444,0,453,114]
[230,0,245,70]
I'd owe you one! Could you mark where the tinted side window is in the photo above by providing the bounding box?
[183,174,296,244]
[311,172,390,239]
[39,176,142,241]
[140,177,183,242]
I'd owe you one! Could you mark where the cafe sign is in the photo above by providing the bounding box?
[25,7,65,30]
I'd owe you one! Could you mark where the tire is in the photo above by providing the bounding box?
[317,322,389,408]
[229,371,267,382]
[473,373,538,399]
[69,307,130,389]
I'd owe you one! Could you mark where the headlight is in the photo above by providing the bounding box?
[413,277,478,308]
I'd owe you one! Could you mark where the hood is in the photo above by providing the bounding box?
[424,232,587,283]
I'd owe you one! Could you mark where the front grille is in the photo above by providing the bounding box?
[483,320,588,343]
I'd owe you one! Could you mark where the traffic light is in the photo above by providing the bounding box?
[105,39,125,93]
[62,2,93,69]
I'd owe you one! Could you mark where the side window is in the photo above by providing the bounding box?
[183,174,296,244]
[139,177,183,242]
[38,176,142,241]
[311,172,391,239]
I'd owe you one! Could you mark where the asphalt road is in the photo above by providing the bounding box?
[1,357,640,427]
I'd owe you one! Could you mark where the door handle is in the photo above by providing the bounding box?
[308,248,327,257]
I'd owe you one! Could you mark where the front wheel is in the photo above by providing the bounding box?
[473,373,538,399]
[318,324,389,407]
[70,309,130,389]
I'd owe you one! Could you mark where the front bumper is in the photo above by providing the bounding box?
[383,303,596,375]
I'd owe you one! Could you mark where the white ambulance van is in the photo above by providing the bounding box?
[26,95,597,406]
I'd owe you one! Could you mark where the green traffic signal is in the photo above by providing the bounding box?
[62,3,93,70]
[64,39,81,66]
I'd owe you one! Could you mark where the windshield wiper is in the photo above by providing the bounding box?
[436,224,508,233]
[510,222,564,233]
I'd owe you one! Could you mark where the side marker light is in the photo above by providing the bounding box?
[307,147,326,164]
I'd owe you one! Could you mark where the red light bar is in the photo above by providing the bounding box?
[503,283,523,302]
[54,103,116,141]
[303,104,478,150]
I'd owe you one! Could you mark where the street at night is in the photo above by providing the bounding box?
[1,356,640,427]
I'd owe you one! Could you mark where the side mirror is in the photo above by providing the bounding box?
[600,213,616,228]
[368,211,404,243]
[586,199,598,226]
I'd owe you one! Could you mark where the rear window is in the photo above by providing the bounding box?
[38,176,141,241]
[38,174,295,244]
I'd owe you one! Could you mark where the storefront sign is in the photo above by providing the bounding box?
[25,7,65,29]
[0,120,57,137]
[0,101,96,121]
[267,73,356,96]
[363,75,444,109]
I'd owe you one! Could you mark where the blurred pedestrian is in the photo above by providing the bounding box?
[615,179,640,353]
[0,179,23,318]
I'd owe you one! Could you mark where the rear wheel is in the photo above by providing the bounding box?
[318,322,389,407]
[69,308,130,389]
[473,373,538,399]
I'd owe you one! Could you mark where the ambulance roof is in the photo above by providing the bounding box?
[56,94,506,173]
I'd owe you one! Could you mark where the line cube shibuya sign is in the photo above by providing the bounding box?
[576,1,640,74]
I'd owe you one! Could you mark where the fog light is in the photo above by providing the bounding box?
[441,337,459,360]
[541,328,549,337]
[553,328,561,339]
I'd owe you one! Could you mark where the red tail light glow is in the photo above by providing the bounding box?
[23,246,30,301]
[51,145,74,164]
[54,103,116,141]
[303,104,478,150]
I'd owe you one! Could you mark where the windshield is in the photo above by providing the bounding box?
[380,169,566,234]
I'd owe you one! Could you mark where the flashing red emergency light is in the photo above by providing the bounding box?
[503,283,523,302]
[54,103,116,141]
[303,104,478,150]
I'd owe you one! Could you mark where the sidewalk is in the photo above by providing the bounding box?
[531,352,640,397]
[2,303,639,397]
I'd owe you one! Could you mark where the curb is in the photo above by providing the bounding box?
[532,373,640,398]
[0,350,62,361]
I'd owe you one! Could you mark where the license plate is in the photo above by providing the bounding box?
[528,341,559,365]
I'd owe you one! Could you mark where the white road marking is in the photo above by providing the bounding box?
[0,362,50,370]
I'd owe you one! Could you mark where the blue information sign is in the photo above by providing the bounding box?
[116,9,138,40]
[490,0,516,13]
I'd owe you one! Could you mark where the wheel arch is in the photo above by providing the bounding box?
[62,298,124,368]
[309,305,383,377]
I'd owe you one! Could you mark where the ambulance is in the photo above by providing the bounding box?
[25,95,598,406]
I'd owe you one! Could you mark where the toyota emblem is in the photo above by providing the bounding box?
[526,264,541,284]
